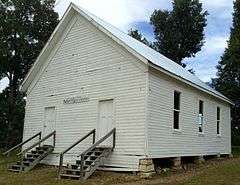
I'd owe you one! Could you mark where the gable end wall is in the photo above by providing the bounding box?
[23,13,148,171]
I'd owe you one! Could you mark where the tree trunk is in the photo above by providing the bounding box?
[5,73,18,149]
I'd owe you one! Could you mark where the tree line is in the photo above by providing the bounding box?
[0,0,59,148]
[0,0,239,149]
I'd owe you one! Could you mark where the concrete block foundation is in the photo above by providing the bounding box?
[139,159,155,179]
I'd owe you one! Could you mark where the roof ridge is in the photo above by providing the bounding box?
[73,3,232,104]
[20,3,232,104]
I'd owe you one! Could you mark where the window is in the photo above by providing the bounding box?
[173,91,181,130]
[217,107,220,135]
[198,100,204,133]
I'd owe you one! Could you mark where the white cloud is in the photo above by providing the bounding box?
[54,0,170,30]
[0,0,233,91]
[185,36,228,82]
[201,0,233,9]
[55,0,234,27]
[201,0,234,19]
[203,36,228,55]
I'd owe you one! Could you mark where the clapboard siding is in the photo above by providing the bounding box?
[23,6,232,171]
[147,67,231,158]
[23,13,148,171]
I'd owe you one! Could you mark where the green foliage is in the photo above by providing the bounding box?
[150,0,208,67]
[0,0,59,82]
[0,88,25,146]
[232,129,240,146]
[128,29,153,47]
[0,0,59,148]
[232,146,240,156]
[214,0,240,140]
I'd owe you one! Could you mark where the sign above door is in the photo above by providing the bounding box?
[63,96,89,105]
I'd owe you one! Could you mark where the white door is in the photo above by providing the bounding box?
[43,107,56,146]
[97,100,114,147]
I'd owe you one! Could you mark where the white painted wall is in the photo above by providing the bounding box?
[147,67,231,158]
[22,8,232,172]
[23,12,148,171]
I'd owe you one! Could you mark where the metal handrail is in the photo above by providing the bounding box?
[79,128,116,175]
[3,132,42,156]
[18,130,56,156]
[58,129,96,177]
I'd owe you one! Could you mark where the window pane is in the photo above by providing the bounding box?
[199,124,203,133]
[199,100,204,115]
[217,121,220,134]
[174,91,180,110]
[217,107,220,120]
[174,110,179,129]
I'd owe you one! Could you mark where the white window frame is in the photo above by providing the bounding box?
[173,91,181,131]
[198,100,204,134]
[217,107,221,136]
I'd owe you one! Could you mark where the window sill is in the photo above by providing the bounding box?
[173,129,182,134]
[198,133,204,137]
[217,135,221,138]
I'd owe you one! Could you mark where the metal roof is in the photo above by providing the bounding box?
[21,3,232,104]
[74,4,232,104]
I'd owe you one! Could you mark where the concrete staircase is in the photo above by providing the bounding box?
[60,147,112,180]
[8,145,54,173]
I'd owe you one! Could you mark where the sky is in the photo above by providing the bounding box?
[0,0,234,92]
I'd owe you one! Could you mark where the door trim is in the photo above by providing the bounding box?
[43,106,56,136]
[96,99,115,139]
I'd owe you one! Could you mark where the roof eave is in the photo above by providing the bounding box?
[20,3,149,93]
[20,3,76,93]
[148,62,234,106]
[20,3,235,107]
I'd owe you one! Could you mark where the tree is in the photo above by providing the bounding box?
[0,88,25,148]
[128,29,152,47]
[214,0,240,145]
[0,0,59,148]
[150,0,208,67]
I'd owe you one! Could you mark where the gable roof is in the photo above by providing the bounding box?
[20,3,233,105]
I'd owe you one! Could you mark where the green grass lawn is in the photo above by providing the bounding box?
[1,150,240,185]
[182,159,240,185]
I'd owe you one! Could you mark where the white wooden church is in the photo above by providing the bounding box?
[7,3,232,179]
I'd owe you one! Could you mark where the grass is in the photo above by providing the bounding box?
[0,150,240,185]
[182,160,240,185]
[0,152,139,185]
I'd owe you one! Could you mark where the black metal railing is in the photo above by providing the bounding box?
[3,132,42,156]
[58,129,96,177]
[79,128,116,175]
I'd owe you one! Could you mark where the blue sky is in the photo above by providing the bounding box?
[0,0,234,91]
[55,0,234,82]
[128,1,234,82]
